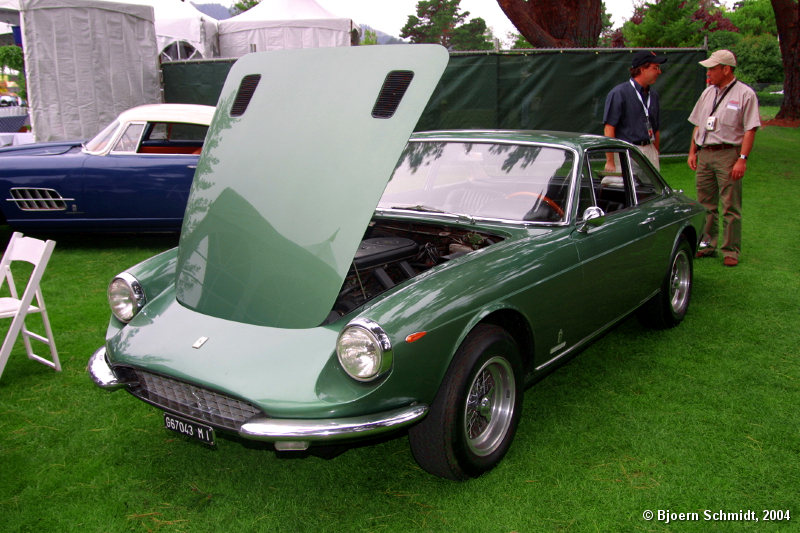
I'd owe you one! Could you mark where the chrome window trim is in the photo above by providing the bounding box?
[394,138,580,225]
[108,121,147,155]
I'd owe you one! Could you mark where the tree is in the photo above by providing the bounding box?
[728,0,777,35]
[496,0,603,47]
[708,31,783,85]
[622,0,739,47]
[771,0,800,120]
[231,0,259,16]
[400,0,494,50]
[0,45,25,99]
[622,0,703,47]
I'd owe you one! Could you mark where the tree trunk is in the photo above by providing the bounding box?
[497,0,602,48]
[771,0,800,120]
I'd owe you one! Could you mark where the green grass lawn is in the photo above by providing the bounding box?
[1,125,798,532]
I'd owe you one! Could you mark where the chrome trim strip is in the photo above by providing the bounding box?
[238,404,428,442]
[535,289,661,371]
[87,346,128,390]
[5,197,76,203]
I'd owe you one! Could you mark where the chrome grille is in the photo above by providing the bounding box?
[119,367,262,431]
[7,188,71,211]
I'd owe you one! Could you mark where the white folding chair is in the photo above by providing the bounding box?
[0,232,60,380]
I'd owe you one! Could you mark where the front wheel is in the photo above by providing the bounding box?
[409,324,523,480]
[639,235,693,329]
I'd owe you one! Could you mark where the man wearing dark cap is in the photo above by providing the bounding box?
[603,50,668,171]
[687,49,760,267]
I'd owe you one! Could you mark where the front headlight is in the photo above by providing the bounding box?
[108,272,146,323]
[336,318,393,382]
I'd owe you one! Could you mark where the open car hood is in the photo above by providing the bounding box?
[176,45,448,329]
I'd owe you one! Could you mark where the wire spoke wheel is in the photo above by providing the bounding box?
[464,356,516,457]
[669,248,691,315]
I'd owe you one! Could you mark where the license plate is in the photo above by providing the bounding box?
[163,412,215,446]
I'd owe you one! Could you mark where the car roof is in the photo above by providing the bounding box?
[116,104,215,126]
[410,130,630,151]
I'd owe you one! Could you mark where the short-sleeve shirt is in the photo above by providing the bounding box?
[603,79,661,145]
[689,79,761,146]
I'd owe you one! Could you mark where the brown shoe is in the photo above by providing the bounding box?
[723,256,739,267]
[696,248,716,258]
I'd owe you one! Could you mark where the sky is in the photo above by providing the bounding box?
[219,1,735,46]
[220,1,642,42]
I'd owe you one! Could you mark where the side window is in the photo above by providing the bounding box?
[586,149,633,214]
[111,123,145,153]
[629,151,666,203]
[147,123,168,141]
[577,159,597,219]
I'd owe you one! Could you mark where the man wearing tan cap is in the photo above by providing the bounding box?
[687,49,760,267]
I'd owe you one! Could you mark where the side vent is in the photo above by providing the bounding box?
[230,74,262,117]
[371,71,414,119]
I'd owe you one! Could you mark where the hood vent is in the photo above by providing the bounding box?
[230,74,262,117]
[371,70,414,119]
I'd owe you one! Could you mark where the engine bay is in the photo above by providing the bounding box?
[325,220,504,323]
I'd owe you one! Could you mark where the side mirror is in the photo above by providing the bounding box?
[578,206,605,233]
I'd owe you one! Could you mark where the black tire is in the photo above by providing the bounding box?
[639,235,693,329]
[408,324,523,480]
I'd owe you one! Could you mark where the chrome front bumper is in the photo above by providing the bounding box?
[88,346,428,449]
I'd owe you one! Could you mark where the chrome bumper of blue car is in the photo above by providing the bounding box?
[88,346,429,450]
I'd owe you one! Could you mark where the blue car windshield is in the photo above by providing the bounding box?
[84,120,120,154]
[380,141,575,223]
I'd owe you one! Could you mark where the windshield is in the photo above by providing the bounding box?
[84,120,119,153]
[379,141,575,223]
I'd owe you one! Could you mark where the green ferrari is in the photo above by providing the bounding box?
[89,45,705,480]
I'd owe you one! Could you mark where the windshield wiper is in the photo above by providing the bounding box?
[384,204,475,224]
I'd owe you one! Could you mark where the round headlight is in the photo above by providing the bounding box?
[108,273,146,323]
[336,319,393,382]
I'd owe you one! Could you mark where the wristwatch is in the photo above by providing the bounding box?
[739,154,748,160]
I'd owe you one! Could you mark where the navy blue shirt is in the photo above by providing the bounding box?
[603,79,660,145]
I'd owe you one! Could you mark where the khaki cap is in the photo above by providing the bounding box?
[699,49,737,68]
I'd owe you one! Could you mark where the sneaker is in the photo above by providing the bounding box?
[723,256,739,267]
[696,247,716,258]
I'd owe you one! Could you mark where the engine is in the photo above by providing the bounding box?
[325,220,502,323]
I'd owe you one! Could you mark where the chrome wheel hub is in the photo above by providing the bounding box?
[669,250,691,313]
[464,356,515,457]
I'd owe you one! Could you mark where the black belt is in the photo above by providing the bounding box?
[632,140,651,146]
[699,144,738,151]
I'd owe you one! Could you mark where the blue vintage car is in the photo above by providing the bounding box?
[0,104,215,232]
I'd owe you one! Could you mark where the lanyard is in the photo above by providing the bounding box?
[629,79,651,119]
[711,80,737,115]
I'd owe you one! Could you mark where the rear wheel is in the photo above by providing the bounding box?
[639,235,693,329]
[409,324,523,480]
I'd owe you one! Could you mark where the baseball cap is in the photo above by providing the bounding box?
[699,49,737,68]
[631,50,667,69]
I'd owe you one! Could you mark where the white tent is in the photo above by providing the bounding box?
[0,0,19,24]
[218,0,353,58]
[103,0,219,60]
[21,0,160,141]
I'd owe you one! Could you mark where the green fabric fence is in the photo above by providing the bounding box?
[162,49,707,155]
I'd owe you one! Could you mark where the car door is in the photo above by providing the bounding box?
[570,148,661,334]
[80,121,203,230]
